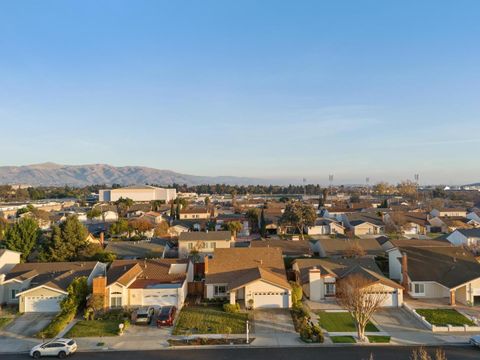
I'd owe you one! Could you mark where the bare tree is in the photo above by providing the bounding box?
[343,240,366,258]
[336,274,387,342]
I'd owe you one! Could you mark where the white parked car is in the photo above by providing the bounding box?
[30,338,77,359]
[470,335,480,348]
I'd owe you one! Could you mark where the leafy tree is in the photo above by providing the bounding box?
[204,196,211,207]
[129,218,154,236]
[151,200,166,211]
[86,208,102,220]
[397,180,418,198]
[279,202,316,240]
[372,182,395,195]
[175,199,181,220]
[40,216,89,261]
[260,208,266,237]
[5,217,40,261]
[154,222,170,237]
[224,221,243,237]
[16,204,34,217]
[245,208,259,233]
[109,219,129,236]
[115,197,134,216]
[170,201,175,220]
[0,217,7,241]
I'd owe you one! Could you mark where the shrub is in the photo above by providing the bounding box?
[290,281,303,306]
[223,303,240,313]
[38,310,75,339]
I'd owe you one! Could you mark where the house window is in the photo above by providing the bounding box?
[210,242,216,249]
[11,289,18,300]
[188,243,193,250]
[325,284,335,296]
[214,285,227,296]
[412,283,425,295]
[111,291,123,307]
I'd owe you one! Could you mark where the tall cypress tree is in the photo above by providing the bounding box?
[260,208,266,238]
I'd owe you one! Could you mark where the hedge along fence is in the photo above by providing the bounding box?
[37,277,89,338]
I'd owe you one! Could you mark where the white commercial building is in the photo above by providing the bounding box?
[99,185,177,203]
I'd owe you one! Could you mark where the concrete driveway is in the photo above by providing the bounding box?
[2,313,55,338]
[373,308,448,345]
[253,309,296,334]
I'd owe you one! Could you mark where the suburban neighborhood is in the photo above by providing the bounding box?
[2,1,480,359]
[2,181,480,359]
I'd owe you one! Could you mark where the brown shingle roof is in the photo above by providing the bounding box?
[250,239,312,257]
[179,231,232,242]
[107,259,189,287]
[206,247,290,290]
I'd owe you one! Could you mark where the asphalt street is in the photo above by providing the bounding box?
[1,346,479,360]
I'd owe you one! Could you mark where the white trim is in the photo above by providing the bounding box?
[16,285,68,297]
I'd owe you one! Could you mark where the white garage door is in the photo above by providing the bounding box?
[25,296,63,312]
[371,291,397,307]
[143,293,178,307]
[253,292,289,308]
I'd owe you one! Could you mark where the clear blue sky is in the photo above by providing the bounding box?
[1,0,479,185]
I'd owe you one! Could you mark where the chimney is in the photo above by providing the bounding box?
[100,232,104,246]
[92,276,107,309]
[308,267,322,302]
[401,253,409,291]
[204,255,209,274]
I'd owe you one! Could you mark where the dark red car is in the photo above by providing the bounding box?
[156,306,177,327]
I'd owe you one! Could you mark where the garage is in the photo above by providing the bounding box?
[142,291,178,307]
[253,291,289,308]
[25,295,64,312]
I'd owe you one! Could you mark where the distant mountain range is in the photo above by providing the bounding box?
[0,163,273,187]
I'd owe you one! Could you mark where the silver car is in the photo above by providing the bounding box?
[132,306,155,325]
[30,338,77,359]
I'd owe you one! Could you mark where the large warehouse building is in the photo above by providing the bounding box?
[99,185,177,203]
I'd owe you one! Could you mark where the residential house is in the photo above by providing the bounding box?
[1,261,106,312]
[447,229,480,246]
[178,231,233,260]
[305,218,345,236]
[293,257,403,307]
[430,208,467,218]
[97,259,193,309]
[467,210,480,223]
[141,211,164,225]
[310,238,384,258]
[104,239,168,259]
[168,224,189,237]
[0,249,21,304]
[205,247,292,308]
[344,213,385,236]
[250,239,312,257]
[179,207,212,220]
[387,240,480,305]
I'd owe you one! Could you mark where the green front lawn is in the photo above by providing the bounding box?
[317,311,379,332]
[330,336,356,343]
[0,317,13,330]
[66,320,121,337]
[173,306,248,335]
[367,335,391,343]
[416,309,475,326]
